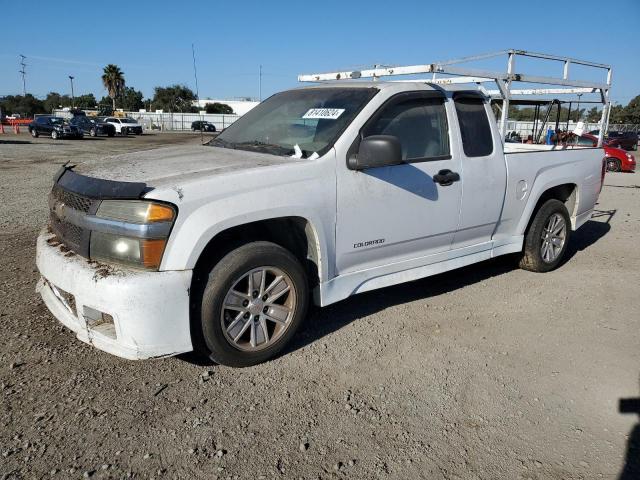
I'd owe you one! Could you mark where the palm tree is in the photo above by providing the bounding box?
[101,64,125,111]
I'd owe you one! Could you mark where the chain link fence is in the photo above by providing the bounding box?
[53,110,241,132]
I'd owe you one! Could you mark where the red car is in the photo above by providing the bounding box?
[579,134,636,172]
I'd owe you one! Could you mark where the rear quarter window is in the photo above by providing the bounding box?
[454,97,493,157]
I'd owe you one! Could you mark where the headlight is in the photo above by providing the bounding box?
[90,232,167,269]
[90,200,176,270]
[626,153,634,160]
[96,200,175,223]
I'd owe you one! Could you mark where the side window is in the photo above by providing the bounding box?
[454,97,493,157]
[364,96,450,161]
[577,136,595,146]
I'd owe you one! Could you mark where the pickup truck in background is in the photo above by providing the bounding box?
[589,129,638,151]
[35,80,606,367]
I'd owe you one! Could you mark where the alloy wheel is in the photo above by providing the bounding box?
[540,213,566,263]
[220,267,297,352]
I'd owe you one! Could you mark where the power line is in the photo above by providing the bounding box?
[19,54,27,96]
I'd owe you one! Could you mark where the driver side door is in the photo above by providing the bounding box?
[335,92,462,275]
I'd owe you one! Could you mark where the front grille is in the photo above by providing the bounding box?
[52,185,93,213]
[49,186,95,257]
[51,216,83,246]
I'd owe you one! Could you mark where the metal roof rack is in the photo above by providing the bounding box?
[298,49,612,145]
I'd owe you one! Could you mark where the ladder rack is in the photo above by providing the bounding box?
[298,49,612,145]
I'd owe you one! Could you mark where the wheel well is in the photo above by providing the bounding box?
[191,217,321,291]
[535,183,578,217]
[530,183,578,225]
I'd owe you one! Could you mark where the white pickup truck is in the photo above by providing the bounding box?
[36,54,609,367]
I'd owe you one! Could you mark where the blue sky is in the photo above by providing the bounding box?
[1,0,639,105]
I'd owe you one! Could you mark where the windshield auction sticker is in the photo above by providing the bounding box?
[302,108,345,120]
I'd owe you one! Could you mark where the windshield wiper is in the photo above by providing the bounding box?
[231,140,293,156]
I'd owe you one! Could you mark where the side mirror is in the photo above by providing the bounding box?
[348,135,403,170]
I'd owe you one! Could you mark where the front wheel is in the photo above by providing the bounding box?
[606,157,621,172]
[519,199,571,272]
[51,130,58,140]
[90,128,97,137]
[31,129,38,138]
[194,241,308,367]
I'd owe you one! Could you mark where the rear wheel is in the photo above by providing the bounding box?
[194,241,308,367]
[519,199,571,272]
[606,157,621,172]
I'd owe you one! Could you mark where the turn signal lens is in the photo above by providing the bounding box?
[141,239,167,269]
[146,203,175,222]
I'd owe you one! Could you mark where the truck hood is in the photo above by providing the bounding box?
[74,144,303,188]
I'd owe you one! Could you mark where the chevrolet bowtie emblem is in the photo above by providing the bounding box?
[54,201,66,219]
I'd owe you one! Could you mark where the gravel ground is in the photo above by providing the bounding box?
[1,132,638,480]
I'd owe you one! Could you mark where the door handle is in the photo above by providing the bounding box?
[433,169,460,186]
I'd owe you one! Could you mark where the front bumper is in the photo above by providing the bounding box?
[36,230,193,359]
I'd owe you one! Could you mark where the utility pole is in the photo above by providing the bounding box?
[69,76,75,108]
[19,55,27,96]
[576,93,583,121]
[259,64,262,102]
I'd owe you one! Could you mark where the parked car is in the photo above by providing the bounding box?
[191,121,216,132]
[28,116,83,140]
[579,134,636,172]
[37,80,606,367]
[588,129,638,151]
[606,131,638,151]
[104,117,143,135]
[70,116,116,137]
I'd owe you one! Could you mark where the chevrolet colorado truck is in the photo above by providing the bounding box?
[36,81,606,367]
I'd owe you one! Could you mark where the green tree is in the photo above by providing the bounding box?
[151,85,196,112]
[619,95,640,124]
[608,104,626,125]
[0,94,46,117]
[586,106,601,122]
[43,92,71,112]
[74,93,97,109]
[102,64,125,111]
[118,87,144,111]
[204,102,234,114]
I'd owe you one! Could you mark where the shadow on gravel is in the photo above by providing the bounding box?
[562,218,612,264]
[618,379,640,479]
[180,217,612,366]
[287,218,612,357]
[0,140,32,144]
[604,184,640,189]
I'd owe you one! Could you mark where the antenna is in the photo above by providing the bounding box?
[19,54,27,96]
[259,64,262,102]
[191,43,204,144]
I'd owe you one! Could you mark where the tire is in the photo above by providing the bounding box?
[519,199,571,273]
[90,128,97,137]
[31,129,38,138]
[606,157,621,172]
[121,127,128,136]
[108,131,115,137]
[51,130,58,140]
[194,241,308,367]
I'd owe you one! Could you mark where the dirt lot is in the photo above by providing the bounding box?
[1,132,638,480]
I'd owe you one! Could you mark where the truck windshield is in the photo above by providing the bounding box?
[210,87,378,158]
